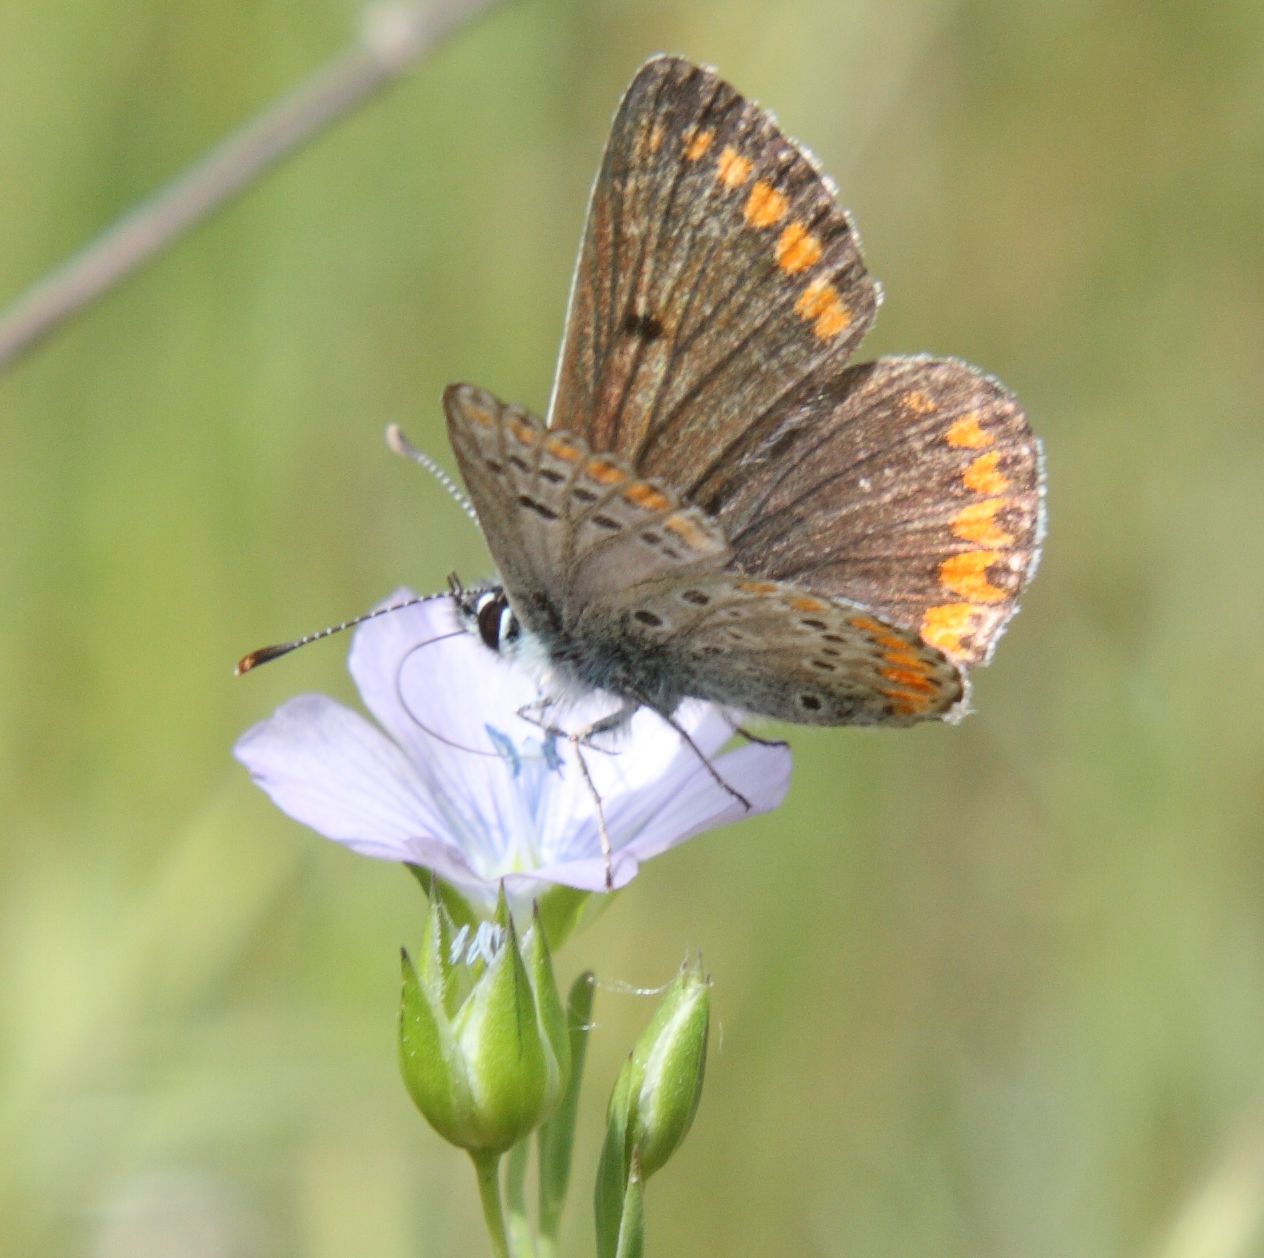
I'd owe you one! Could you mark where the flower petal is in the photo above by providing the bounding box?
[349,591,537,774]
[234,694,486,887]
[615,739,792,863]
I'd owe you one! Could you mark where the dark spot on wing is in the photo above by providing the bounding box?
[622,311,664,341]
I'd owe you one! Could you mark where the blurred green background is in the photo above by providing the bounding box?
[3,0,1262,1254]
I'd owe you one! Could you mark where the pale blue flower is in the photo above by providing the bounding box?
[235,591,790,908]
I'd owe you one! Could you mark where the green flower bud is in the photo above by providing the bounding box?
[399,887,569,1154]
[524,903,572,1107]
[596,957,711,1256]
[619,956,711,1177]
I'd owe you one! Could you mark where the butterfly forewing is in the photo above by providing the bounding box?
[549,55,878,496]
[445,384,730,632]
[706,357,1044,665]
[444,385,555,625]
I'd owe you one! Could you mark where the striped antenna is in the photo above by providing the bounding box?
[386,423,479,525]
[236,427,479,675]
[235,591,450,675]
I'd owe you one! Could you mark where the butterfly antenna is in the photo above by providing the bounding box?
[386,423,479,526]
[235,593,445,675]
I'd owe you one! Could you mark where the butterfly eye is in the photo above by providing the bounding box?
[472,590,520,653]
[473,592,503,649]
[499,605,521,646]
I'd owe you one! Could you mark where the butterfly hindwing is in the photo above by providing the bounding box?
[549,56,878,493]
[698,356,1044,665]
[599,573,964,725]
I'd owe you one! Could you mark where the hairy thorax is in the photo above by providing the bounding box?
[512,593,688,720]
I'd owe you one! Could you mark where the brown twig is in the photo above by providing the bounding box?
[0,0,504,374]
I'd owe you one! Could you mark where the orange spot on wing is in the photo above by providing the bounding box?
[881,667,936,692]
[509,418,540,445]
[585,457,626,486]
[883,647,932,673]
[775,222,822,274]
[904,391,936,414]
[683,128,714,160]
[920,603,977,657]
[544,434,581,462]
[795,279,852,341]
[790,595,827,613]
[623,482,670,511]
[962,452,1009,496]
[744,181,789,228]
[716,147,753,188]
[946,411,993,449]
[647,123,665,153]
[849,615,887,636]
[951,499,1015,547]
[939,551,1009,603]
[737,579,780,596]
[466,405,493,427]
[663,513,714,551]
[881,688,931,716]
[851,616,934,677]
[850,615,907,652]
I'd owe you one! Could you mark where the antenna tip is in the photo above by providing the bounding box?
[235,642,294,675]
[386,423,413,458]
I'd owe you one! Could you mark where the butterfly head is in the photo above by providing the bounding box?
[450,579,522,656]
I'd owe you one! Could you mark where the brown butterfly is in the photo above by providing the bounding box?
[437,56,1043,741]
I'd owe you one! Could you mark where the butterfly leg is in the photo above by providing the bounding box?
[513,698,627,754]
[568,738,615,890]
[529,694,756,819]
[513,698,637,890]
[513,697,562,736]
[567,699,642,890]
[650,706,753,813]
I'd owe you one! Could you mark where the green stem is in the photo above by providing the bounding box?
[505,1139,535,1257]
[471,1151,511,1258]
[538,973,596,1249]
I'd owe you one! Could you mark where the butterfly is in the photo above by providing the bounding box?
[437,56,1044,743]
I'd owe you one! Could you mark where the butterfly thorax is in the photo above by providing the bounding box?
[460,583,689,720]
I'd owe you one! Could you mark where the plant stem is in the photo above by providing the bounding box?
[505,1139,535,1257]
[0,0,504,373]
[471,1150,512,1258]
[538,972,596,1249]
